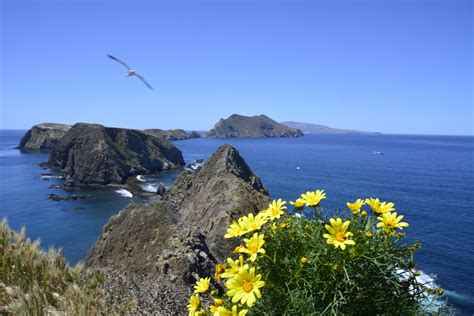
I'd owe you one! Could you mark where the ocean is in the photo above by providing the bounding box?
[0,130,473,314]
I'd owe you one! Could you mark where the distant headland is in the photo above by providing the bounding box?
[282,121,381,135]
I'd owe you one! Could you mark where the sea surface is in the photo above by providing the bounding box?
[1,130,473,314]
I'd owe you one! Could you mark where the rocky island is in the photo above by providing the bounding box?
[47,123,185,186]
[282,121,381,135]
[144,128,200,140]
[207,114,303,138]
[85,144,270,313]
[17,123,71,151]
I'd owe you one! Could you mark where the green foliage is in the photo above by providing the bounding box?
[252,214,429,315]
[0,219,113,315]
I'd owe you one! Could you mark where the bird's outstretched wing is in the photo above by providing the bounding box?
[107,54,131,70]
[133,73,154,90]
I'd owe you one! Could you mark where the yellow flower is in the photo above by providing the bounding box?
[346,199,365,215]
[239,233,266,262]
[323,218,356,250]
[301,190,326,207]
[365,197,381,214]
[290,197,306,209]
[361,210,368,217]
[300,256,309,265]
[262,199,287,220]
[377,211,409,235]
[224,219,245,239]
[365,198,394,215]
[194,277,211,293]
[225,266,265,307]
[239,213,268,234]
[214,298,223,306]
[222,256,249,279]
[279,223,287,229]
[214,264,225,281]
[379,201,395,214]
[210,305,218,313]
[233,245,245,254]
[214,305,248,316]
[187,294,201,315]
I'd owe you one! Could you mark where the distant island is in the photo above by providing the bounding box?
[207,114,303,138]
[144,129,200,141]
[282,121,381,135]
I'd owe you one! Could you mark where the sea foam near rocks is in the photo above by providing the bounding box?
[115,189,133,198]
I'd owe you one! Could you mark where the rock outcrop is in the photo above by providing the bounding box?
[144,129,201,141]
[48,123,185,186]
[17,123,71,151]
[207,114,303,138]
[85,145,270,289]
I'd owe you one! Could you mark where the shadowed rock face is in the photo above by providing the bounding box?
[48,123,185,186]
[17,123,71,151]
[85,144,270,287]
[207,114,304,138]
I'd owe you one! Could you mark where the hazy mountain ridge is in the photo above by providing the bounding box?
[282,121,381,135]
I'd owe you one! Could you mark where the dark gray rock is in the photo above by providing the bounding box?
[156,182,166,196]
[48,123,185,186]
[85,144,270,289]
[17,123,71,151]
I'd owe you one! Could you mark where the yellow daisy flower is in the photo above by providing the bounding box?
[239,233,266,262]
[187,294,201,315]
[379,201,395,214]
[365,197,381,214]
[222,256,249,279]
[300,256,309,265]
[224,219,245,239]
[377,211,409,235]
[194,277,211,293]
[214,305,248,316]
[323,218,356,250]
[290,197,306,209]
[239,213,268,234]
[262,199,287,220]
[214,263,225,281]
[346,199,365,215]
[225,266,265,307]
[301,190,326,207]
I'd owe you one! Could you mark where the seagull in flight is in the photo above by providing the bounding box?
[107,54,154,90]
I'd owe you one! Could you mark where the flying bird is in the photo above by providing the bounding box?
[107,54,154,90]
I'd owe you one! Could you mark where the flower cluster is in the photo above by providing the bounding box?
[188,191,415,315]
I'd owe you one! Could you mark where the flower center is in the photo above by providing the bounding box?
[386,220,396,228]
[335,232,346,242]
[251,223,258,230]
[250,245,259,253]
[271,209,279,216]
[242,280,253,293]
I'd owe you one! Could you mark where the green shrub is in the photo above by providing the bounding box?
[188,190,446,315]
[0,219,113,315]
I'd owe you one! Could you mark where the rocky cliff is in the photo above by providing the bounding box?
[144,129,200,140]
[85,145,270,293]
[207,114,303,138]
[48,123,185,186]
[17,123,71,151]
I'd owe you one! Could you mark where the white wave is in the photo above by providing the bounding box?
[396,269,444,312]
[141,184,157,193]
[115,189,133,198]
[136,175,146,182]
[41,175,62,180]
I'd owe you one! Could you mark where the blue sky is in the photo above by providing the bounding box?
[1,0,472,135]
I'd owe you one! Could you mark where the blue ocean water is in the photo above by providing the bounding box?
[0,130,473,314]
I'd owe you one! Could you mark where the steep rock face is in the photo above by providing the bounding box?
[207,114,303,138]
[143,129,200,141]
[17,123,71,151]
[85,145,270,286]
[48,123,185,185]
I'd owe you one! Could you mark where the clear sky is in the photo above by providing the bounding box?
[1,0,472,135]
